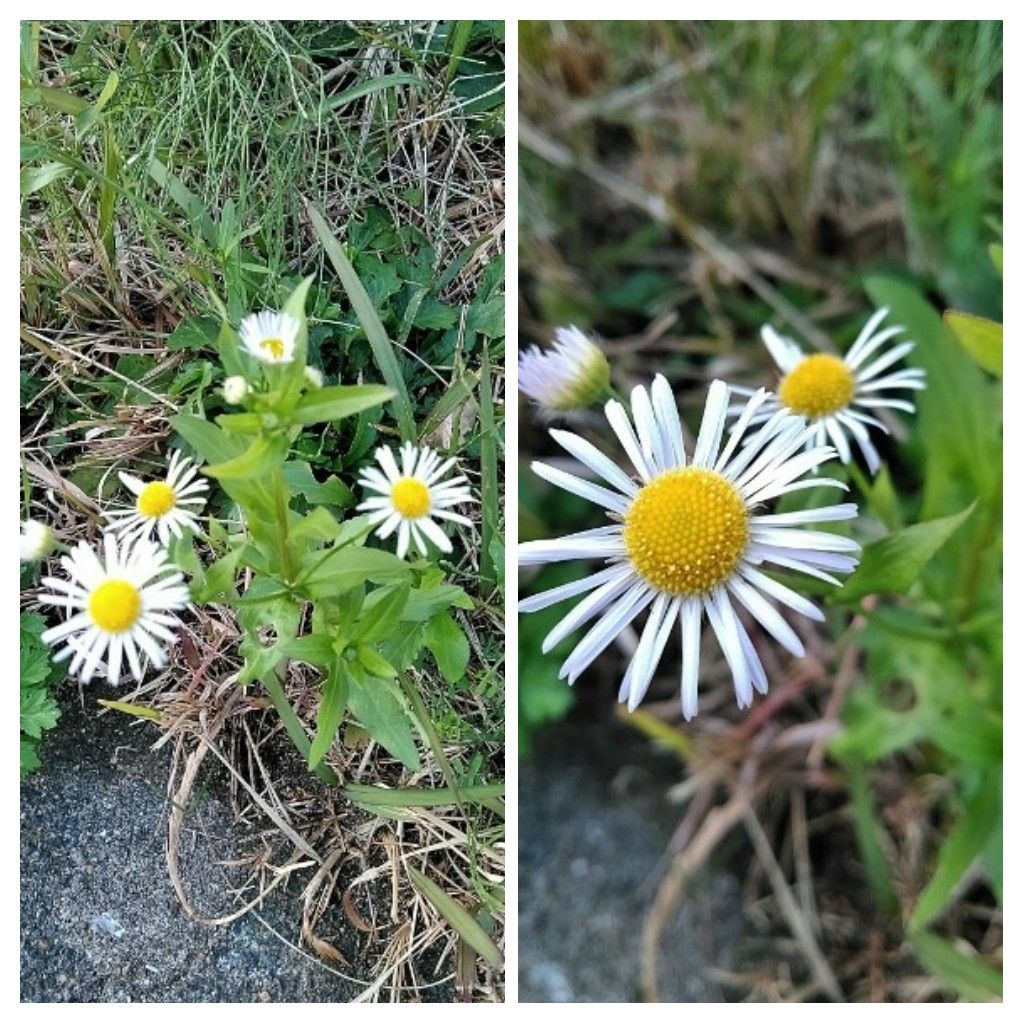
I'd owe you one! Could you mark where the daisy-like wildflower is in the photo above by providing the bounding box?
[105,449,209,546]
[21,519,56,563]
[357,442,475,559]
[739,308,925,474]
[518,377,860,719]
[518,325,611,412]
[239,309,300,365]
[37,533,190,685]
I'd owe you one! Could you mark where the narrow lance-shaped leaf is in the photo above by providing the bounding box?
[291,384,395,427]
[407,867,503,969]
[305,201,416,441]
[308,658,350,770]
[835,503,976,604]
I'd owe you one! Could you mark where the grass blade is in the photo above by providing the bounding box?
[321,72,427,113]
[305,200,416,441]
[407,866,503,969]
[909,931,1002,1001]
[342,782,503,808]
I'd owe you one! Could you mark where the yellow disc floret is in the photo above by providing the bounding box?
[136,481,177,518]
[260,338,286,360]
[623,467,749,597]
[778,354,855,418]
[88,579,142,633]
[391,477,431,519]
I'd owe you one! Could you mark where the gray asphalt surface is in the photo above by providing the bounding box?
[519,717,745,1002]
[20,693,362,1003]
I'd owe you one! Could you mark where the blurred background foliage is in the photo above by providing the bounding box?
[519,20,1001,1002]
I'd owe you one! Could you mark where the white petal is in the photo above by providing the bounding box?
[692,379,729,468]
[531,461,630,513]
[549,429,638,496]
[679,598,702,721]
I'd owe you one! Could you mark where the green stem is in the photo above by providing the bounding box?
[262,668,338,786]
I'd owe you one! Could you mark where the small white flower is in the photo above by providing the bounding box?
[20,519,56,563]
[37,533,190,685]
[304,365,324,389]
[239,309,300,365]
[222,375,249,404]
[519,325,611,412]
[736,307,926,474]
[357,442,475,559]
[105,450,209,546]
[519,376,860,719]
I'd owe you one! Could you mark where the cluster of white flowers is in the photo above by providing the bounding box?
[518,309,925,719]
[28,309,478,687]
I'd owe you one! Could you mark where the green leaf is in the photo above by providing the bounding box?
[288,506,341,544]
[836,503,976,604]
[356,644,397,679]
[291,384,394,427]
[204,435,289,481]
[943,311,1002,377]
[909,774,1002,932]
[478,341,499,591]
[845,759,898,914]
[275,633,337,667]
[306,201,416,441]
[354,581,411,643]
[281,460,353,508]
[20,161,71,198]
[407,867,503,969]
[166,316,220,352]
[171,414,246,465]
[321,72,427,113]
[424,611,470,683]
[278,275,314,399]
[148,157,218,248]
[348,672,420,770]
[308,658,350,770]
[299,545,409,598]
[908,931,1001,1001]
[343,782,504,808]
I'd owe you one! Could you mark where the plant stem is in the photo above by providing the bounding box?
[262,668,338,786]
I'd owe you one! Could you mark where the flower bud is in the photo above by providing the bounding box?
[222,375,249,405]
[303,365,324,389]
[20,520,56,563]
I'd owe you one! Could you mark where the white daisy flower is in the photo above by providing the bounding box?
[739,307,926,474]
[105,449,209,546]
[357,442,475,559]
[21,519,56,563]
[239,309,300,365]
[518,376,860,719]
[519,325,611,412]
[37,533,191,685]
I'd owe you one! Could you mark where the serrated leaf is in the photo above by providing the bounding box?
[282,460,353,508]
[836,503,975,604]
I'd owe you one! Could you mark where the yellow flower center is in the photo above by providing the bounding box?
[623,467,749,597]
[136,481,177,518]
[259,337,286,360]
[88,579,142,633]
[778,354,855,418]
[391,477,431,519]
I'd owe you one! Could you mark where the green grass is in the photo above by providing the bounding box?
[21,19,504,1001]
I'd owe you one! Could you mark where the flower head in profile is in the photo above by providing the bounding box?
[239,309,300,365]
[357,442,475,559]
[518,325,611,412]
[36,533,190,685]
[518,377,860,719]
[105,449,208,546]
[738,308,925,474]
[21,519,56,563]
